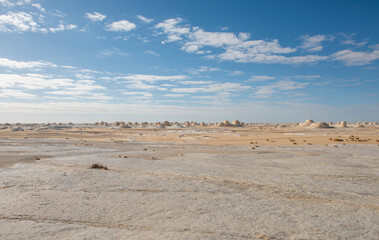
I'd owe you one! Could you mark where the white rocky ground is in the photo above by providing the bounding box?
[0,138,378,239]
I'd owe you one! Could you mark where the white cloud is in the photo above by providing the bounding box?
[192,92,232,103]
[292,75,321,79]
[79,68,101,74]
[144,50,159,56]
[0,73,108,100]
[69,80,105,91]
[49,22,77,33]
[273,80,308,90]
[137,15,153,23]
[0,57,57,69]
[45,89,112,101]
[172,82,250,93]
[50,10,67,18]
[188,28,241,47]
[180,80,214,85]
[31,3,45,12]
[85,93,113,100]
[300,34,334,52]
[238,32,250,41]
[0,11,40,32]
[182,44,199,53]
[101,47,128,56]
[0,73,82,90]
[0,11,75,34]
[154,18,190,43]
[195,50,211,55]
[125,81,166,91]
[61,65,76,69]
[155,18,329,64]
[85,12,106,22]
[340,33,367,47]
[254,86,277,99]
[46,90,89,96]
[254,80,308,98]
[331,45,379,65]
[0,0,13,7]
[0,0,37,8]
[161,83,175,87]
[117,74,184,91]
[106,20,136,32]
[247,75,275,82]
[24,73,51,78]
[164,94,187,97]
[218,46,327,64]
[0,89,36,99]
[228,70,244,76]
[119,74,188,82]
[171,87,205,93]
[75,73,92,79]
[122,91,152,99]
[114,35,129,41]
[189,66,220,74]
[237,39,296,53]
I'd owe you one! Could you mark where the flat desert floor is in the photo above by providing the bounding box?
[0,125,378,239]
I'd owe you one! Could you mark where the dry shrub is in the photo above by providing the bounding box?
[90,163,108,170]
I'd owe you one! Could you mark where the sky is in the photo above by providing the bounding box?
[0,0,378,123]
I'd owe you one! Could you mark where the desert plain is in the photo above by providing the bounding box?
[0,120,378,239]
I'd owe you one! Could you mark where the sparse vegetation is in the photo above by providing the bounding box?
[333,138,344,142]
[90,163,108,170]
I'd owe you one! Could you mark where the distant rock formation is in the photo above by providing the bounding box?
[309,122,330,128]
[298,119,315,127]
[217,120,231,127]
[231,120,243,127]
[297,120,330,128]
[162,121,171,127]
[217,120,243,127]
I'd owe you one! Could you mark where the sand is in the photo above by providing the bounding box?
[0,124,378,239]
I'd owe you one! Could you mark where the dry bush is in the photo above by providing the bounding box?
[90,163,108,170]
[333,138,344,142]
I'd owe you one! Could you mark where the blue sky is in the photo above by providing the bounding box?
[0,0,378,123]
